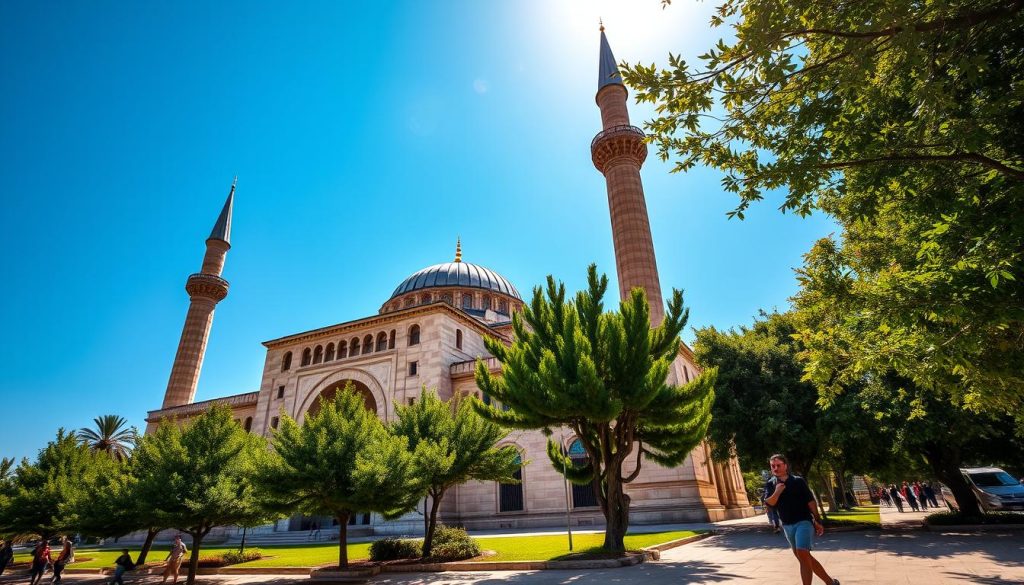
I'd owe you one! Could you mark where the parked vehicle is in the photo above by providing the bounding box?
[942,467,1024,512]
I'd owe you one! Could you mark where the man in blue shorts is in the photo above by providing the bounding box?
[764,454,840,585]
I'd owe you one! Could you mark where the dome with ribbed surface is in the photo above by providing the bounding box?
[390,262,521,300]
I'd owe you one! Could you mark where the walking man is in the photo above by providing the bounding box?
[764,454,840,585]
[161,535,187,584]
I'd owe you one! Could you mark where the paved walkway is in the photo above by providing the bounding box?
[3,526,1021,584]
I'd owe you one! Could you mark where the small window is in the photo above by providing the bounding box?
[683,366,690,383]
[313,345,323,364]
[456,329,463,350]
[281,351,292,371]
[243,417,253,432]
[301,348,312,367]
[362,334,373,354]
[277,385,285,399]
[409,361,418,376]
[404,297,415,308]
[325,342,336,361]
[498,300,509,314]
[408,397,416,405]
[338,340,348,359]
[409,324,421,346]
[376,332,387,352]
[462,295,473,309]
[441,293,453,305]
[388,329,396,349]
[271,416,280,429]
[421,293,431,305]
[482,296,491,310]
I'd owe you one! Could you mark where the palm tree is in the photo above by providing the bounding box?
[78,415,137,460]
[0,457,14,482]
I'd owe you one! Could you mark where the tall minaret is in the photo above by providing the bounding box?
[590,25,664,325]
[161,180,235,409]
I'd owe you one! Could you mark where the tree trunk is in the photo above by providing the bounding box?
[422,490,444,558]
[136,527,159,565]
[834,468,851,509]
[924,446,982,516]
[601,474,630,552]
[813,471,833,518]
[336,513,350,569]
[186,531,205,585]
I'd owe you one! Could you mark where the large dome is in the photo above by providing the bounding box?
[389,262,521,300]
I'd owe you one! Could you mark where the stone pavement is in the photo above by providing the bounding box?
[3,526,1021,584]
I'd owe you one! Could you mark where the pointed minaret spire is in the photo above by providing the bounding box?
[598,25,624,91]
[454,237,462,263]
[208,177,235,245]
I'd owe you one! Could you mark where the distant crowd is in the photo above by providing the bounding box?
[876,481,940,512]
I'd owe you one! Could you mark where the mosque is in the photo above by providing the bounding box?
[145,28,752,536]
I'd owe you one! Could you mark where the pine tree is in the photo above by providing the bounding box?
[258,385,421,569]
[392,390,521,557]
[474,265,715,552]
[132,405,268,585]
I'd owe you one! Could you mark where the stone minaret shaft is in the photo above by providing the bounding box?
[162,182,235,409]
[590,27,664,325]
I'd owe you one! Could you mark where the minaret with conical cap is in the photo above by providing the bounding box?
[591,25,664,325]
[161,180,235,409]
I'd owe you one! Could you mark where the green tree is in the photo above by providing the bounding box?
[392,390,521,557]
[0,430,98,539]
[133,406,267,585]
[621,0,1024,411]
[77,415,137,461]
[258,386,421,569]
[474,265,715,552]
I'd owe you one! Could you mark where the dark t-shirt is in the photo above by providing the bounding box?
[767,474,815,525]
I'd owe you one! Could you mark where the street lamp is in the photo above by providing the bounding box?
[561,431,573,551]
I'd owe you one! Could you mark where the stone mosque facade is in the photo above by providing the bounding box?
[145,29,752,535]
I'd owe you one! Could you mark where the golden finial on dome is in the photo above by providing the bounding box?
[454,237,462,262]
[599,18,604,32]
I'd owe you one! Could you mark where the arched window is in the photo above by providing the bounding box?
[338,340,348,359]
[362,334,373,354]
[421,293,432,305]
[482,296,491,310]
[456,329,463,350]
[243,417,253,432]
[409,324,421,346]
[301,347,312,367]
[388,329,396,349]
[350,337,360,356]
[569,440,599,508]
[281,351,292,372]
[441,293,453,305]
[462,295,473,310]
[404,297,415,308]
[376,332,387,352]
[499,453,524,512]
[325,343,336,361]
[498,300,509,314]
[313,345,324,364]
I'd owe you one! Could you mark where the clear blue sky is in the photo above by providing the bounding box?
[0,1,835,462]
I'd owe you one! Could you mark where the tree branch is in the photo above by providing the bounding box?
[818,152,1024,180]
[622,443,647,484]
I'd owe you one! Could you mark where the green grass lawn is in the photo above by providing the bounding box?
[824,505,881,527]
[11,530,702,568]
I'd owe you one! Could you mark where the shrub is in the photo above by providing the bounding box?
[221,549,263,564]
[427,525,480,562]
[926,511,1024,526]
[369,537,422,561]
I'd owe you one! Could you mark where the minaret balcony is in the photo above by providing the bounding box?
[591,124,648,172]
[185,272,230,301]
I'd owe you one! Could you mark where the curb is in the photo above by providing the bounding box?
[925,523,1024,532]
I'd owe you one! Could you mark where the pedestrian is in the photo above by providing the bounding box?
[888,485,904,512]
[902,482,920,511]
[923,482,939,508]
[28,540,51,585]
[879,487,892,507]
[913,482,927,510]
[0,539,13,576]
[764,454,840,585]
[109,549,134,585]
[51,536,73,584]
[161,535,187,584]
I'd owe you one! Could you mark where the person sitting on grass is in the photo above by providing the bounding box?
[110,549,135,585]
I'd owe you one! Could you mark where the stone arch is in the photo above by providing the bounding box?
[297,368,387,424]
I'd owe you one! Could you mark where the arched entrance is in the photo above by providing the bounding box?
[305,379,377,419]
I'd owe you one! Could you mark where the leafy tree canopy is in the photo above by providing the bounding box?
[474,265,715,551]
